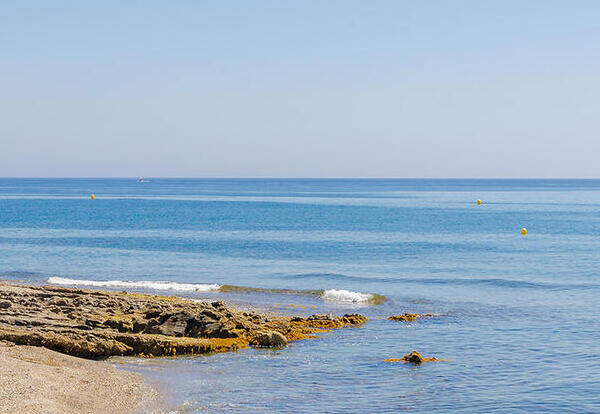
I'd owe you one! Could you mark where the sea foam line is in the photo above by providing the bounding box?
[47,277,385,305]
[47,277,221,292]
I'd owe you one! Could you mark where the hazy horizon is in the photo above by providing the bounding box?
[2,177,599,180]
[2,1,599,178]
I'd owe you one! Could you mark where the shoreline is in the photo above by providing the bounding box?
[0,281,367,359]
[0,280,368,412]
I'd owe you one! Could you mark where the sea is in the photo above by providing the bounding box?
[0,178,599,413]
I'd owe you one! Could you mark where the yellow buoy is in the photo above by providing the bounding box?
[521,228,527,235]
[476,199,482,205]
[90,194,95,200]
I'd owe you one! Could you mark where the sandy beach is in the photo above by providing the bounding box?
[0,341,160,414]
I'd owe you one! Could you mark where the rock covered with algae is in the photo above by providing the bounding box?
[384,350,442,364]
[387,313,437,322]
[0,282,367,359]
[253,330,288,347]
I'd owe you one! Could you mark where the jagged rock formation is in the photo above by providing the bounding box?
[0,282,367,359]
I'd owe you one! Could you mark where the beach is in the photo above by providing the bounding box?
[0,341,159,414]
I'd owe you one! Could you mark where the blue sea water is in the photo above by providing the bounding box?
[1,178,599,413]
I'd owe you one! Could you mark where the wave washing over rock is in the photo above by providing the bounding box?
[321,289,374,303]
[48,277,386,305]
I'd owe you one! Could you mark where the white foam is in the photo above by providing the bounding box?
[321,289,373,303]
[47,277,221,292]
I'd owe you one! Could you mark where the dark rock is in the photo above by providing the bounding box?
[103,318,133,333]
[342,314,368,324]
[384,350,441,364]
[403,351,423,364]
[85,318,103,328]
[154,312,190,337]
[202,309,220,320]
[132,319,147,333]
[145,309,162,319]
[307,314,333,321]
[203,322,224,336]
[254,331,287,347]
[0,301,11,309]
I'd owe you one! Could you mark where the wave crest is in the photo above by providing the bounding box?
[46,277,386,305]
[47,277,221,292]
[321,289,374,304]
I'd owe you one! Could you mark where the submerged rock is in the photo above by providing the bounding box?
[342,313,368,325]
[387,313,436,322]
[290,313,368,329]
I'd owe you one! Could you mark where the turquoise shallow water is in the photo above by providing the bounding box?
[1,178,599,413]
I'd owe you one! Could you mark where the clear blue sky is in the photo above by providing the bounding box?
[1,1,599,177]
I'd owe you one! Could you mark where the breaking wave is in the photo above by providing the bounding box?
[47,277,386,305]
[321,289,374,304]
[47,277,221,292]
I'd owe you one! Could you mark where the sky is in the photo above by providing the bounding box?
[1,1,599,178]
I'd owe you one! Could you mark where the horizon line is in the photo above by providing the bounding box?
[1,177,600,180]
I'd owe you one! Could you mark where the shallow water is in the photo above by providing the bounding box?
[1,178,599,413]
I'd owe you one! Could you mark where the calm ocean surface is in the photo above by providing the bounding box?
[1,178,599,413]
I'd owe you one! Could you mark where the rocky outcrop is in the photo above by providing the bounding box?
[387,313,437,322]
[384,350,442,364]
[290,313,368,328]
[0,282,367,359]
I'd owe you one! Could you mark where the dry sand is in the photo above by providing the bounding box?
[0,341,161,414]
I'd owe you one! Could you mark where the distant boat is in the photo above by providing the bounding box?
[136,177,150,183]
